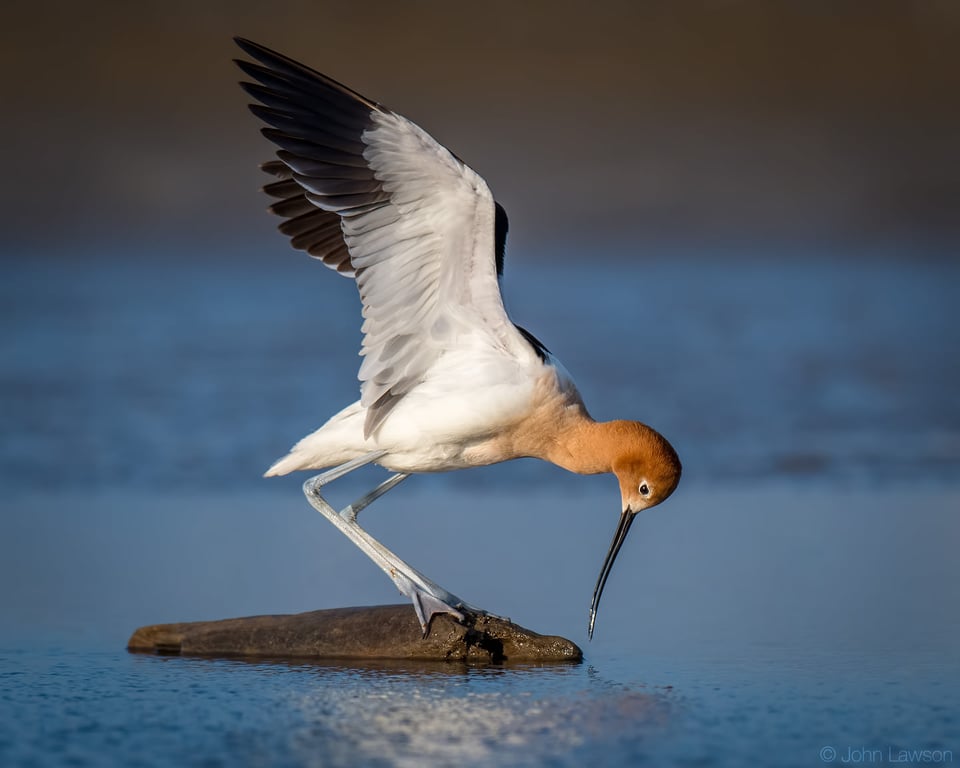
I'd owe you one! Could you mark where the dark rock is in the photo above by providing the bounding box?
[127,604,582,664]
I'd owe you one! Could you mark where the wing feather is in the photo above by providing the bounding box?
[258,160,354,275]
[236,38,534,436]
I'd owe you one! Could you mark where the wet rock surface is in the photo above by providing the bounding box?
[127,604,582,664]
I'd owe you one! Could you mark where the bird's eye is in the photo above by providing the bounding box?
[639,483,650,496]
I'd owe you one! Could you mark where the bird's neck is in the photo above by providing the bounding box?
[544,416,628,476]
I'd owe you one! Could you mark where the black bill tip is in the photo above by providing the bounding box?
[588,508,636,640]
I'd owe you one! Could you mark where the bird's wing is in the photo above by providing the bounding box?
[235,38,533,436]
[259,159,355,276]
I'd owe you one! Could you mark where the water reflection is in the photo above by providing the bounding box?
[153,653,585,678]
[280,663,674,767]
[134,654,675,766]
[8,645,958,767]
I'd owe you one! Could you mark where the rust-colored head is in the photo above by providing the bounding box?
[611,421,682,515]
[589,421,681,639]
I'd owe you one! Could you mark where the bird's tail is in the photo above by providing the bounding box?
[263,401,367,477]
[263,452,310,477]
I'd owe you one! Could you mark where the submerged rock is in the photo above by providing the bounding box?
[127,604,582,664]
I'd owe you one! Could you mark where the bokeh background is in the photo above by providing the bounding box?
[4,0,960,254]
[2,1,958,649]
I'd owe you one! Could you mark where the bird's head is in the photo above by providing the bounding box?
[612,423,682,514]
[589,421,681,639]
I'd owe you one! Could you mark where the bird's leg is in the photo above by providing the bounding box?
[339,471,407,524]
[302,454,490,636]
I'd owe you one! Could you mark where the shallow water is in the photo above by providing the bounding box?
[2,249,959,766]
[2,644,957,767]
[2,484,958,767]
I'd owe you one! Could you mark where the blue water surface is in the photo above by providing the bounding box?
[3,249,958,492]
[1,645,957,768]
[2,247,958,766]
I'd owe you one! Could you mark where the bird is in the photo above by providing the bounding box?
[233,37,682,639]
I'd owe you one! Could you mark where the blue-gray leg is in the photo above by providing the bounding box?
[302,452,488,636]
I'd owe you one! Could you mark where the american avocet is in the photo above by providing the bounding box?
[234,38,681,639]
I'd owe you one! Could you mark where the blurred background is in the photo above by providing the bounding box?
[2,0,959,253]
[2,1,958,649]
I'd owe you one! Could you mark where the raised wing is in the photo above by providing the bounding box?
[260,160,354,275]
[235,38,530,436]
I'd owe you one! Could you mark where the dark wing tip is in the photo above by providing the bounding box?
[514,325,549,362]
[494,201,509,277]
[259,160,289,177]
[233,36,257,51]
[233,37,383,113]
[233,37,301,69]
